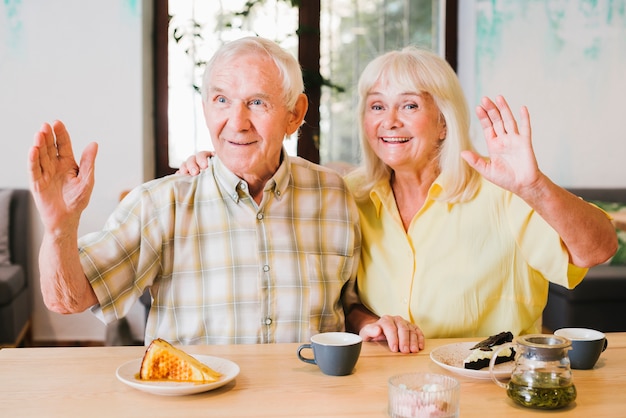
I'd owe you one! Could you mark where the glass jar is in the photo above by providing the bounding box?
[489,334,576,409]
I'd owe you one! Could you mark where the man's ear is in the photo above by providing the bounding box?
[286,94,309,135]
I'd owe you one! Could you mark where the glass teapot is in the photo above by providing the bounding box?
[489,334,576,409]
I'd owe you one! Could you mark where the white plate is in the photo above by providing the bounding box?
[430,342,514,380]
[116,354,240,396]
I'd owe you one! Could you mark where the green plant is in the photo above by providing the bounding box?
[170,1,343,95]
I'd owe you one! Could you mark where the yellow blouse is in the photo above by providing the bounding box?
[344,173,587,338]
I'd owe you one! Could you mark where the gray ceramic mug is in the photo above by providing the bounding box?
[297,332,362,376]
[554,328,608,369]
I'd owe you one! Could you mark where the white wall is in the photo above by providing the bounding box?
[458,0,626,188]
[0,0,153,342]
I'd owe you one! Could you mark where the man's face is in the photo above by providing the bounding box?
[203,52,299,182]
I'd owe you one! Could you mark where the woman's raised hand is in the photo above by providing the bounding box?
[461,95,540,195]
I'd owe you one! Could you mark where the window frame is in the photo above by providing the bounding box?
[152,0,458,178]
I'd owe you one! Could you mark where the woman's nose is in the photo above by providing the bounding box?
[382,109,402,130]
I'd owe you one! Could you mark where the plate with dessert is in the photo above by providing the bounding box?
[430,332,516,379]
[116,338,240,396]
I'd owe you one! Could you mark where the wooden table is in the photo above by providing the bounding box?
[1,334,625,417]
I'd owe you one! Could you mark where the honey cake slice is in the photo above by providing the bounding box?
[139,338,222,383]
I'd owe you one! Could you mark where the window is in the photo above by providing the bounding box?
[153,0,457,177]
[319,0,448,165]
[167,0,299,168]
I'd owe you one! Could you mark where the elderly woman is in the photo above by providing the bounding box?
[343,46,616,352]
[179,46,617,353]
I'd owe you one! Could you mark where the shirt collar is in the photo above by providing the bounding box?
[212,149,290,203]
[369,174,446,217]
[271,151,290,201]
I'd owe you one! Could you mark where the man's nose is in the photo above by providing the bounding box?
[227,102,251,131]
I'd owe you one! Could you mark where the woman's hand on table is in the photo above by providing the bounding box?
[359,315,425,354]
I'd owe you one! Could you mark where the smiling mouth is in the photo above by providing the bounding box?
[381,137,411,143]
[227,140,256,146]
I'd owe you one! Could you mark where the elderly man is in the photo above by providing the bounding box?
[28,37,361,345]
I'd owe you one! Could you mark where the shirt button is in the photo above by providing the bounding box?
[263,265,270,272]
[264,317,273,325]
[276,190,281,196]
[257,213,264,220]
[239,182,247,190]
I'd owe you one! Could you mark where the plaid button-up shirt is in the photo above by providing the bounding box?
[81,153,360,345]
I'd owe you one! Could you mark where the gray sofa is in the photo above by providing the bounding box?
[0,189,32,346]
[542,188,626,332]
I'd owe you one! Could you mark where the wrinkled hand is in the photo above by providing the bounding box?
[176,150,213,175]
[359,315,424,353]
[461,95,540,195]
[28,121,98,232]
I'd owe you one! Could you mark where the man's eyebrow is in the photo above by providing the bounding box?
[251,92,273,101]
[207,86,273,101]
[208,86,225,94]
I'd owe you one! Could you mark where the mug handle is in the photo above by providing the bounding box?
[489,342,514,389]
[602,338,608,352]
[297,343,317,365]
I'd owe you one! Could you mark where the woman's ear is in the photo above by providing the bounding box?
[439,116,447,140]
[286,94,309,135]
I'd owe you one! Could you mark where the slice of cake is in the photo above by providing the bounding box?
[139,338,222,383]
[463,331,516,370]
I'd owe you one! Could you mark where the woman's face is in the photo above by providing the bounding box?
[363,80,447,174]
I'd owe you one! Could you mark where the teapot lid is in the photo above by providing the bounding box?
[515,334,571,360]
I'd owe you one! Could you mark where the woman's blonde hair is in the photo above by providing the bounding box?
[353,46,481,202]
